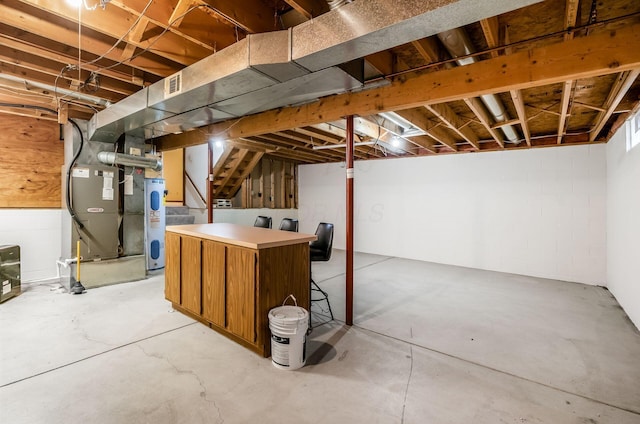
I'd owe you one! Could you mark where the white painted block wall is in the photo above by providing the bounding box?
[299,144,607,285]
[606,120,640,328]
[0,209,62,282]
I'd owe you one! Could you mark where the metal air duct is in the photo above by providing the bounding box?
[437,29,521,143]
[97,151,162,171]
[89,0,541,143]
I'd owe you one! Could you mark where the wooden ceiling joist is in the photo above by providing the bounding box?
[157,22,640,151]
[284,0,330,20]
[0,0,180,77]
[510,90,531,147]
[426,103,480,150]
[589,70,640,142]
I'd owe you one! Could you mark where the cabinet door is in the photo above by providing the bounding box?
[226,246,256,343]
[202,240,225,327]
[164,232,181,304]
[181,235,202,315]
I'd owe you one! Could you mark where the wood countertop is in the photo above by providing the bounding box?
[166,223,317,249]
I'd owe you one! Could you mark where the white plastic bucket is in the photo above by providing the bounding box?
[268,295,309,370]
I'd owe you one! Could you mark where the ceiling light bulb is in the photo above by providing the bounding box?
[215,140,223,148]
[65,0,82,7]
[391,136,400,147]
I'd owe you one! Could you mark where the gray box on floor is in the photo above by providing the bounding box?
[0,245,20,303]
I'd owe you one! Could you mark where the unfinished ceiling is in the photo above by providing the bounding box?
[1,0,640,164]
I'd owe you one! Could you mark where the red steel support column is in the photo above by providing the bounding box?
[346,115,354,326]
[207,142,213,223]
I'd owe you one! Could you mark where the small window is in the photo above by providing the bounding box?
[628,110,640,151]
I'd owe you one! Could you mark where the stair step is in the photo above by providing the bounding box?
[166,214,195,226]
[166,206,190,216]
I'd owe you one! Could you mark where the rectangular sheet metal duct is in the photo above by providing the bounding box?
[88,0,541,143]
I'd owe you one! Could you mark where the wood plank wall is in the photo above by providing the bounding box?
[0,115,63,208]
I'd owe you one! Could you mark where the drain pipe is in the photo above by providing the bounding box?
[97,151,162,170]
[437,29,520,144]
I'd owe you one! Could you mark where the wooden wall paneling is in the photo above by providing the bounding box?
[255,243,310,350]
[0,116,63,208]
[269,159,275,208]
[202,240,226,327]
[164,232,181,304]
[181,235,202,314]
[293,164,298,209]
[259,160,265,208]
[162,148,184,203]
[226,246,256,343]
[279,161,286,208]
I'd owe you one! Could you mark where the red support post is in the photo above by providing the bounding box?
[346,115,354,326]
[207,142,213,223]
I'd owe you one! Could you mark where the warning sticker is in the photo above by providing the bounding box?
[72,168,90,178]
[2,280,10,295]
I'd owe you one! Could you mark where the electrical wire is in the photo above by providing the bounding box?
[67,119,86,231]
[84,0,154,67]
[93,4,204,73]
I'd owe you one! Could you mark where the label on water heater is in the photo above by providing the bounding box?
[87,208,104,213]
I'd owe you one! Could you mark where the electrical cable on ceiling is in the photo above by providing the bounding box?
[84,0,154,67]
[94,4,204,73]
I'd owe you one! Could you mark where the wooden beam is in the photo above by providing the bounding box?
[426,103,480,150]
[0,61,125,104]
[0,31,148,87]
[510,89,531,147]
[120,16,150,61]
[557,0,581,144]
[0,45,139,97]
[157,24,640,150]
[423,125,459,151]
[480,17,500,57]
[564,0,580,36]
[464,97,504,148]
[411,37,440,63]
[365,51,395,77]
[381,108,458,151]
[0,1,178,77]
[557,80,574,144]
[168,0,194,28]
[589,70,640,141]
[405,135,438,153]
[284,0,329,20]
[196,0,277,33]
[17,0,212,66]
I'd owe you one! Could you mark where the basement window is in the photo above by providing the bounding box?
[628,110,640,152]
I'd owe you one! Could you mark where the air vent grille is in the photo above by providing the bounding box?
[165,72,182,98]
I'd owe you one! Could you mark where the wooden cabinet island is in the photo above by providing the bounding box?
[164,223,316,357]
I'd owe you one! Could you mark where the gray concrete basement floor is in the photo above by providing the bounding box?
[1,251,639,424]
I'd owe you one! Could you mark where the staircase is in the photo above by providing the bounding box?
[166,206,195,226]
[211,146,264,199]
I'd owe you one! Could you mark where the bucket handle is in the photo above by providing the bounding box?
[282,294,297,306]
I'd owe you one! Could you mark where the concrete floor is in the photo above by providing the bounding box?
[1,251,639,424]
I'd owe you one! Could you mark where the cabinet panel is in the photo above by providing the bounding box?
[202,240,226,327]
[165,232,181,304]
[181,236,202,315]
[226,246,255,343]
